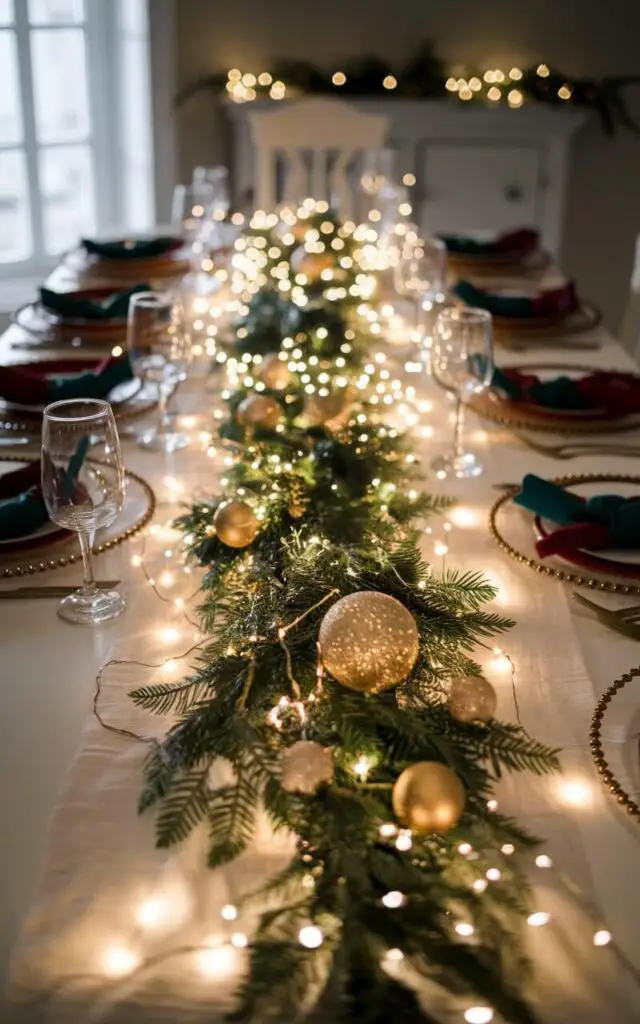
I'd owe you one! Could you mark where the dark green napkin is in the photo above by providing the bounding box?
[439,228,539,255]
[0,489,49,541]
[514,474,640,549]
[491,366,589,410]
[455,280,534,318]
[40,284,150,321]
[48,355,133,402]
[82,237,180,260]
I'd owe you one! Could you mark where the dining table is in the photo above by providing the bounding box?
[1,252,640,1023]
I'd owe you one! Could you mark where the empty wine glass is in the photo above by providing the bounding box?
[394,236,447,345]
[361,148,396,197]
[42,399,126,624]
[127,291,191,452]
[430,307,493,479]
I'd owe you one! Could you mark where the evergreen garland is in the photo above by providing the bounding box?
[133,205,560,1022]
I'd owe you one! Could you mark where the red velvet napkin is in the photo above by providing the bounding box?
[493,229,540,254]
[0,356,118,406]
[536,520,612,558]
[0,462,41,500]
[530,281,578,317]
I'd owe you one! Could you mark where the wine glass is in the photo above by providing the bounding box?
[430,307,493,480]
[127,291,191,452]
[394,236,447,345]
[360,148,396,197]
[42,399,126,624]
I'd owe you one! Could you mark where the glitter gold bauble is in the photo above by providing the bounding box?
[236,393,282,430]
[318,591,419,693]
[290,246,334,280]
[447,674,497,723]
[280,740,334,795]
[257,353,291,391]
[303,390,347,427]
[214,500,259,548]
[392,762,465,834]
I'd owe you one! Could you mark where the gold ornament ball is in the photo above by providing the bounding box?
[392,762,465,834]
[236,393,282,430]
[257,353,291,391]
[447,674,497,723]
[319,591,419,693]
[303,390,347,427]
[214,500,259,548]
[280,740,334,795]
[290,246,334,280]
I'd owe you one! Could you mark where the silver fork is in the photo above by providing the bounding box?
[573,593,640,640]
[514,433,640,460]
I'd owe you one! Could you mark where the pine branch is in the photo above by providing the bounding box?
[155,765,211,847]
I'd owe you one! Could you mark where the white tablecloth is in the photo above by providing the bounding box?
[1,318,640,1022]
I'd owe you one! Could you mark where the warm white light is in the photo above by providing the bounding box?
[111,345,123,357]
[385,947,404,961]
[557,779,592,807]
[197,944,237,977]
[507,89,523,108]
[501,844,515,856]
[131,554,142,567]
[486,868,501,882]
[465,1008,494,1023]
[353,755,372,780]
[332,71,346,86]
[558,84,572,100]
[487,86,501,101]
[159,571,175,588]
[458,842,473,856]
[527,911,551,927]
[395,830,412,852]
[298,925,324,948]
[455,922,475,937]
[136,897,167,929]
[537,63,550,77]
[486,799,498,812]
[231,932,248,948]
[161,659,178,675]
[509,66,523,80]
[535,854,553,869]
[159,626,180,644]
[593,929,612,947]
[379,822,397,838]
[221,904,238,921]
[383,75,397,90]
[382,891,405,909]
[402,172,416,186]
[448,507,479,529]
[472,879,488,893]
[103,944,139,977]
[445,77,458,91]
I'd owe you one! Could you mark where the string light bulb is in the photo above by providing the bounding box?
[383,75,397,90]
[382,890,405,909]
[332,71,346,86]
[535,854,553,869]
[527,911,551,927]
[221,904,238,921]
[464,1009,494,1024]
[298,924,324,948]
[197,944,237,977]
[455,922,475,937]
[102,945,139,977]
[593,929,612,946]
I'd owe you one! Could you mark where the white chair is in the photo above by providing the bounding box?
[247,98,389,218]
[619,233,640,361]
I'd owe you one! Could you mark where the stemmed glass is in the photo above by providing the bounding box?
[394,236,447,345]
[430,307,494,479]
[42,399,126,624]
[360,148,396,197]
[173,170,230,248]
[127,291,191,452]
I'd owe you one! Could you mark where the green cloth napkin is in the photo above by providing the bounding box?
[455,280,534,318]
[491,366,589,410]
[47,355,133,403]
[40,285,150,321]
[82,237,179,260]
[0,489,48,541]
[514,474,640,548]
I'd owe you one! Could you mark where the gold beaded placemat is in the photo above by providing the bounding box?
[489,472,640,596]
[591,665,640,822]
[0,459,156,579]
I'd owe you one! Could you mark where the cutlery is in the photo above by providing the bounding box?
[0,436,34,446]
[0,581,121,599]
[500,339,602,352]
[513,433,640,460]
[573,592,640,640]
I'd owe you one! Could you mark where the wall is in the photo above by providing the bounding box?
[170,0,640,330]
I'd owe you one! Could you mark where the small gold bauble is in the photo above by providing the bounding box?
[236,393,282,430]
[213,500,259,548]
[303,390,347,427]
[290,246,334,280]
[447,674,497,723]
[319,591,419,693]
[257,353,291,391]
[280,740,334,795]
[392,762,465,834]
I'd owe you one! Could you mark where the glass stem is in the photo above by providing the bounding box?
[157,384,170,435]
[78,530,97,595]
[452,397,465,462]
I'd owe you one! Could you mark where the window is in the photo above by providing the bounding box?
[0,0,155,281]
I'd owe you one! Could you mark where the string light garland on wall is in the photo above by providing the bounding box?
[175,40,640,133]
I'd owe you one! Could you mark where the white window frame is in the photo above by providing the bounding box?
[0,0,156,289]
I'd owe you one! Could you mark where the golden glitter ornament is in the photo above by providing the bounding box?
[257,353,291,391]
[214,500,259,548]
[288,477,309,519]
[236,393,282,431]
[447,674,497,723]
[290,246,334,280]
[303,390,348,427]
[280,740,334,795]
[318,591,419,693]
[392,761,465,834]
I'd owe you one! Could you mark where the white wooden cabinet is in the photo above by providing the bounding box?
[227,99,586,255]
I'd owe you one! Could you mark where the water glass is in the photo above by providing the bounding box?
[430,307,493,479]
[127,291,191,452]
[360,148,396,197]
[42,399,126,624]
[394,236,447,344]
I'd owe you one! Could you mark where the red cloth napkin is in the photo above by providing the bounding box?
[530,281,578,317]
[536,521,612,558]
[0,462,41,500]
[0,356,116,406]
[494,229,540,254]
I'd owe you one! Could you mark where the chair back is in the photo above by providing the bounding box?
[619,233,640,361]
[248,99,388,218]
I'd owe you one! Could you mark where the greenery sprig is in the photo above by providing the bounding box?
[133,205,560,1022]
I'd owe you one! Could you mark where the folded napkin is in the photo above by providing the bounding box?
[492,366,640,416]
[40,284,149,321]
[82,237,181,261]
[439,228,539,256]
[454,279,578,319]
[514,473,640,557]
[0,355,133,407]
[0,463,48,541]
